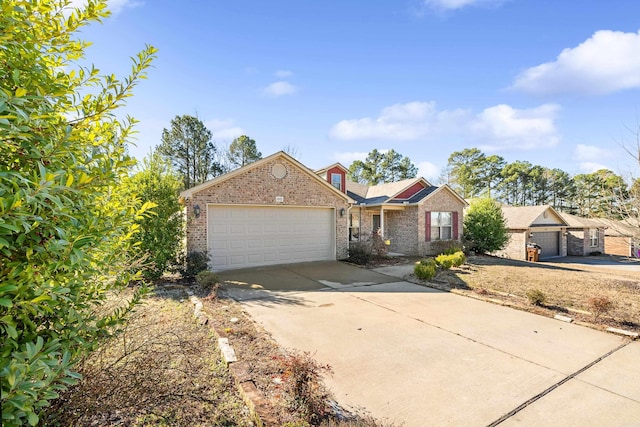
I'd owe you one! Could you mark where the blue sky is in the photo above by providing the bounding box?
[74,0,640,182]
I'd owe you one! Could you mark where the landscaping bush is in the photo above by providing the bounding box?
[588,296,614,321]
[463,198,509,254]
[435,254,455,270]
[526,289,546,306]
[195,271,220,295]
[414,259,438,281]
[128,152,184,281]
[173,251,210,279]
[435,251,466,270]
[348,241,373,265]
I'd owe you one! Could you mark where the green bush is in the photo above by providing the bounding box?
[348,241,373,265]
[128,152,184,281]
[173,251,210,279]
[0,2,156,425]
[196,271,220,294]
[526,289,546,306]
[435,254,454,270]
[463,198,509,254]
[414,259,438,281]
[435,251,466,270]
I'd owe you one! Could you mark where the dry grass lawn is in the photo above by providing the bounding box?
[435,255,640,331]
[45,288,254,426]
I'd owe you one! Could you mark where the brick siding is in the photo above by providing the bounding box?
[185,157,349,261]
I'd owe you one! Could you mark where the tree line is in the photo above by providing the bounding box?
[444,148,639,219]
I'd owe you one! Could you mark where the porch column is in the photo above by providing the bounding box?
[380,208,384,237]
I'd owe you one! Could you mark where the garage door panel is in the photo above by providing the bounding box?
[208,206,335,270]
[532,231,560,258]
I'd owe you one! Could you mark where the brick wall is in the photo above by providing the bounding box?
[185,157,350,261]
[417,189,466,256]
[386,207,419,255]
[568,228,605,256]
[493,231,524,260]
[567,229,586,256]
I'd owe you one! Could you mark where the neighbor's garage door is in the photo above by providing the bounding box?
[531,231,560,258]
[207,205,335,270]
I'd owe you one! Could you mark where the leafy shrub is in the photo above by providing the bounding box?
[435,254,455,270]
[463,198,509,254]
[452,251,466,267]
[128,152,184,281]
[0,2,156,425]
[526,289,546,306]
[588,296,614,321]
[414,259,438,281]
[277,351,333,425]
[435,251,466,270]
[173,251,210,279]
[196,271,220,295]
[348,241,373,265]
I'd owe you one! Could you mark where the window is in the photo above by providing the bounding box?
[331,173,342,191]
[349,213,360,241]
[431,212,452,241]
[589,229,598,247]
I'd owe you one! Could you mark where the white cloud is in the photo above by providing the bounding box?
[204,119,245,141]
[512,30,640,95]
[329,101,559,152]
[417,161,440,181]
[263,81,298,97]
[580,162,610,173]
[333,151,369,164]
[329,101,466,141]
[275,70,293,78]
[423,0,507,11]
[471,103,561,151]
[574,144,611,162]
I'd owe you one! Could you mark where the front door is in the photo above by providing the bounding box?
[373,214,381,235]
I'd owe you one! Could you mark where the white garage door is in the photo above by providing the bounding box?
[207,205,335,270]
[531,231,560,258]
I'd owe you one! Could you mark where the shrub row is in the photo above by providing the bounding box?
[414,250,466,281]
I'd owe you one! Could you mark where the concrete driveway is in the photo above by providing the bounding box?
[218,262,640,426]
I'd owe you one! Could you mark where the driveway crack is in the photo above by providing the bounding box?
[486,340,632,426]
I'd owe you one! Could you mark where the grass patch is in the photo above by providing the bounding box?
[448,256,640,329]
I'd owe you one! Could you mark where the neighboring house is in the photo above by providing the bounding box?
[342,172,467,256]
[558,212,606,256]
[496,205,568,260]
[590,217,639,257]
[180,151,468,271]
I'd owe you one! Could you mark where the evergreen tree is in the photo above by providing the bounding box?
[348,149,417,185]
[228,135,262,168]
[463,198,510,254]
[158,115,223,189]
